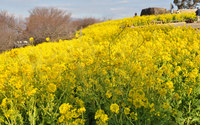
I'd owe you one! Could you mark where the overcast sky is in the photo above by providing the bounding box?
[1,0,174,19]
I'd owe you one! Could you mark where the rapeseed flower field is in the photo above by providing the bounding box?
[0,13,200,124]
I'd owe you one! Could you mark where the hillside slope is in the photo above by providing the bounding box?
[0,13,200,124]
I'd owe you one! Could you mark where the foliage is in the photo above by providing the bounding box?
[0,12,200,124]
[174,0,200,9]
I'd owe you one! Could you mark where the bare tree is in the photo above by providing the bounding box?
[72,17,101,31]
[25,7,73,45]
[174,0,200,9]
[0,11,21,52]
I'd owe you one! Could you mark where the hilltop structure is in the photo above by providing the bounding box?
[140,7,167,16]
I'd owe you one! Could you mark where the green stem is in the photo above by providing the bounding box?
[33,105,36,125]
[187,100,191,125]
[120,113,123,125]
[126,115,134,125]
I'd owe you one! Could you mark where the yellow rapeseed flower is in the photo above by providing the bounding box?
[165,81,173,89]
[187,88,192,94]
[27,88,38,96]
[59,103,72,114]
[163,103,170,110]
[46,37,50,42]
[110,103,120,114]
[29,37,34,43]
[1,98,7,108]
[78,107,86,114]
[124,107,130,115]
[95,109,109,123]
[47,83,57,93]
[58,115,65,123]
[106,90,112,98]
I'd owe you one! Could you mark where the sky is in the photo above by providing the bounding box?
[0,0,173,19]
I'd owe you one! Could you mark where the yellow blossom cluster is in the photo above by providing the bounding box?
[95,109,109,125]
[58,103,86,124]
[110,103,119,114]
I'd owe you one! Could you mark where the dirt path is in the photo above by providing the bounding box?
[161,22,200,29]
[131,22,200,30]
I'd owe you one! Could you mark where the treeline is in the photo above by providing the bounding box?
[0,7,103,52]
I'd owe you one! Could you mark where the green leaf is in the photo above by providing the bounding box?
[191,117,200,123]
